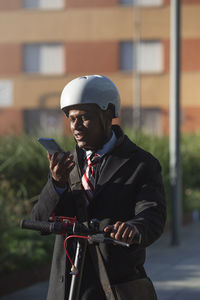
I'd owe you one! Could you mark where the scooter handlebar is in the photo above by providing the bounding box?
[20,219,71,235]
[20,219,141,246]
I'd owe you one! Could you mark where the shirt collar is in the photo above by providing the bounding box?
[85,131,117,158]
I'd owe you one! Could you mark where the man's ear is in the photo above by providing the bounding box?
[103,109,113,127]
[105,104,115,121]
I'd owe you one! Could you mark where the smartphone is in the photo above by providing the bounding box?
[38,138,64,155]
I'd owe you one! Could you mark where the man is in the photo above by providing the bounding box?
[31,75,166,300]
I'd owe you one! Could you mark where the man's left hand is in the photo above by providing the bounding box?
[104,221,139,244]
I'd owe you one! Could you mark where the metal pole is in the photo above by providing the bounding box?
[68,239,87,300]
[169,0,182,245]
[133,0,141,130]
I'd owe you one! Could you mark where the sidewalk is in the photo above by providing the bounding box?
[145,220,200,300]
[1,221,200,300]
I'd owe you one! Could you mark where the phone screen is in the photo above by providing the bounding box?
[38,138,63,155]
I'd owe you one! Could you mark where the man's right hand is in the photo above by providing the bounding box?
[48,152,75,187]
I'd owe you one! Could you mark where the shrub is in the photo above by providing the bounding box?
[126,129,200,217]
[0,134,75,274]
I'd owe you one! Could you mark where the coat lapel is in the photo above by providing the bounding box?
[68,149,82,189]
[94,137,137,198]
[68,149,88,221]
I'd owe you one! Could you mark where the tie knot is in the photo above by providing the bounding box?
[88,153,101,165]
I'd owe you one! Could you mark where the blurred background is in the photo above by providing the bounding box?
[1,0,200,136]
[0,0,200,298]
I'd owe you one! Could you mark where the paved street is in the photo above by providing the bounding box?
[1,221,200,300]
[145,220,200,300]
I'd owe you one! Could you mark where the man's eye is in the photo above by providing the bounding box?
[82,115,89,121]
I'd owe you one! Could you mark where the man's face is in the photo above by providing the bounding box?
[68,104,109,150]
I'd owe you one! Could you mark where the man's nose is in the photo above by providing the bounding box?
[73,118,82,129]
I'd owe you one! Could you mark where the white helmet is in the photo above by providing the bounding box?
[60,75,120,118]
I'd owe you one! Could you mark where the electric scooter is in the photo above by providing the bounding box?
[20,217,141,300]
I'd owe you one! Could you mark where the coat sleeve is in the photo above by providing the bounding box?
[31,175,75,221]
[127,157,166,248]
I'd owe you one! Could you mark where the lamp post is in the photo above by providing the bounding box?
[169,0,182,245]
[133,0,141,130]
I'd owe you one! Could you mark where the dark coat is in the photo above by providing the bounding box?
[31,125,166,300]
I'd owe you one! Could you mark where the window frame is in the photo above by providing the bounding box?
[23,43,65,75]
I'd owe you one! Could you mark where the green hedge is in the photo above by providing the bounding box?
[0,135,75,274]
[0,131,200,274]
[128,130,200,214]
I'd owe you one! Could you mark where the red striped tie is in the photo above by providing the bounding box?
[81,153,101,202]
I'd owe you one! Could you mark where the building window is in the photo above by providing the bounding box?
[24,109,63,135]
[120,41,163,73]
[23,0,65,10]
[120,0,163,6]
[0,80,13,107]
[24,44,65,75]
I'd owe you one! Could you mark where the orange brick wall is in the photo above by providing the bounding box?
[0,44,22,75]
[161,108,169,135]
[163,40,170,73]
[162,107,200,135]
[181,107,200,132]
[181,40,200,71]
[0,109,24,135]
[66,0,118,8]
[66,41,119,74]
[164,39,200,72]
[68,0,200,7]
[164,0,200,4]
[0,0,21,10]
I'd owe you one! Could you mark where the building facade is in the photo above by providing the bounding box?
[0,0,200,135]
